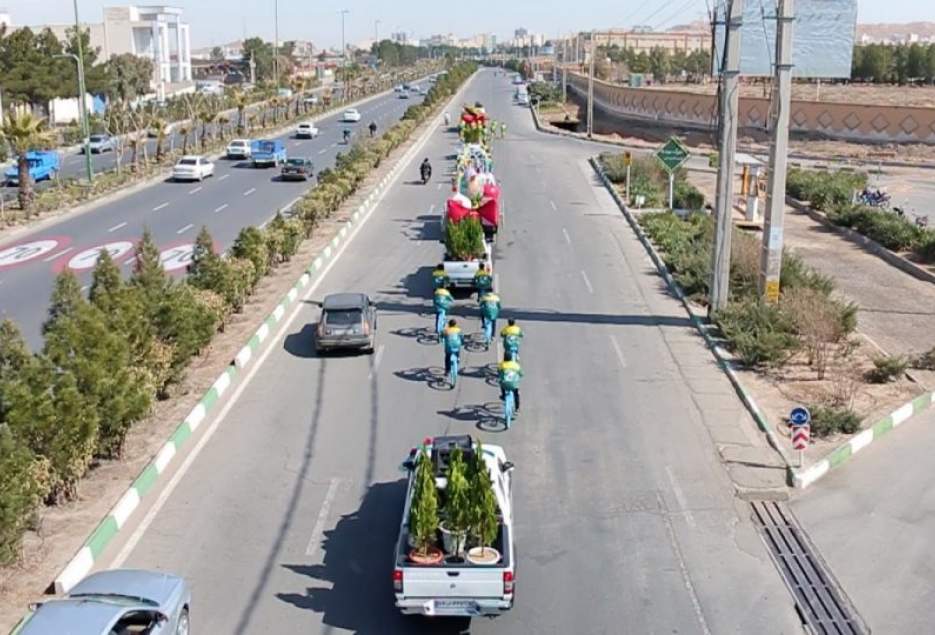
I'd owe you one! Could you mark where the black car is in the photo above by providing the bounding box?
[281,157,314,181]
[315,293,377,354]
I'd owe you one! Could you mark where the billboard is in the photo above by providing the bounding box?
[713,0,857,78]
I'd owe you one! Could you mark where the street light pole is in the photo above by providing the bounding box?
[340,9,349,96]
[587,30,595,139]
[273,0,280,92]
[71,0,93,183]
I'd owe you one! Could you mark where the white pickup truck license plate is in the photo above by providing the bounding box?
[435,600,478,611]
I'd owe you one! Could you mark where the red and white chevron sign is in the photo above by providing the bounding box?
[792,425,810,450]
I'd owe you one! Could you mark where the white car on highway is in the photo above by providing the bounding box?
[342,108,361,122]
[296,122,320,139]
[226,138,252,160]
[172,155,214,182]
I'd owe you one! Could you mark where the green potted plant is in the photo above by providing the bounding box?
[445,217,485,261]
[439,447,471,557]
[465,441,501,565]
[408,447,443,564]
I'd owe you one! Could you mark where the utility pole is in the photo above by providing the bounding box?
[273,0,280,91]
[759,0,794,303]
[561,36,567,102]
[709,0,744,313]
[587,30,595,139]
[72,0,93,183]
[340,9,349,94]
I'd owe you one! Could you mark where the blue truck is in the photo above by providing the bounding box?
[251,139,287,168]
[4,150,60,185]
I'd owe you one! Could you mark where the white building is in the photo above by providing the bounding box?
[103,5,191,94]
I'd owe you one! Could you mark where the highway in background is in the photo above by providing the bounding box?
[0,83,429,347]
[98,69,803,634]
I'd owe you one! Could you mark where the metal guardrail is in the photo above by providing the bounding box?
[750,501,870,635]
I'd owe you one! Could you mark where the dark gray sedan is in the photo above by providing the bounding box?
[315,292,377,354]
[16,569,191,635]
[280,157,314,181]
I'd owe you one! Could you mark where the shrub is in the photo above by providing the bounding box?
[231,226,270,287]
[445,217,485,260]
[809,405,861,437]
[673,180,705,211]
[914,229,935,263]
[912,346,935,370]
[715,299,799,367]
[865,355,908,383]
[0,429,49,565]
[782,287,848,379]
[786,168,867,210]
[780,251,835,296]
[850,208,921,251]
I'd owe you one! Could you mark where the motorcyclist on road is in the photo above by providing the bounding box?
[431,263,449,290]
[500,319,523,360]
[433,286,454,335]
[474,262,493,297]
[478,291,501,346]
[343,129,351,143]
[443,319,464,375]
[369,121,377,137]
[444,112,451,126]
[498,356,523,412]
[500,122,507,138]
[420,158,432,183]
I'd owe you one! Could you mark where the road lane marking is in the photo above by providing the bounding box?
[218,174,230,181]
[562,227,571,244]
[43,246,75,262]
[80,284,89,292]
[580,270,594,294]
[665,466,695,529]
[108,222,128,233]
[124,256,136,267]
[152,202,169,211]
[368,344,386,380]
[550,200,557,211]
[436,183,442,190]
[611,336,627,369]
[176,224,194,234]
[188,186,203,194]
[656,492,711,635]
[306,477,342,557]
[213,203,229,213]
[318,148,328,154]
[429,203,435,214]
[243,187,256,197]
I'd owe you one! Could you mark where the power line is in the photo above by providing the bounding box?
[652,0,706,31]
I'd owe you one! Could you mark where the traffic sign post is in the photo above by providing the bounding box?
[789,406,811,467]
[624,151,632,204]
[655,137,690,210]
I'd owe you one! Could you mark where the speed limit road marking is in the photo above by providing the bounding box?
[0,238,68,270]
[64,241,136,272]
[158,244,194,272]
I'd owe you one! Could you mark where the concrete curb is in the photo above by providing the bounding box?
[48,69,474,598]
[588,157,797,478]
[0,75,433,247]
[787,196,935,285]
[792,391,935,488]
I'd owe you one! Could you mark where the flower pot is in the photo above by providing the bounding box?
[439,523,467,556]
[408,545,444,565]
[465,546,501,565]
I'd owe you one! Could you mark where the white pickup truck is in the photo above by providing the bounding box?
[394,435,516,618]
[442,239,493,290]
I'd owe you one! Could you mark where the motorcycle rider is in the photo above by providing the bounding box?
[368,121,377,137]
[444,112,451,126]
[420,158,432,183]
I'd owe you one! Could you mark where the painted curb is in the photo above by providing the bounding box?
[48,69,474,599]
[792,391,935,488]
[588,157,797,475]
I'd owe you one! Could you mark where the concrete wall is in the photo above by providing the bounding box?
[566,72,935,145]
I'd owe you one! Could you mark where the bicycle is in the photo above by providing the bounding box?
[503,338,520,362]
[482,317,493,350]
[435,309,447,338]
[503,388,516,429]
[449,351,459,388]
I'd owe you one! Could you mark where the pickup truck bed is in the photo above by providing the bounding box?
[442,240,493,290]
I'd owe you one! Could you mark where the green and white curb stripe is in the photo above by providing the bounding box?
[51,72,469,598]
[792,391,935,488]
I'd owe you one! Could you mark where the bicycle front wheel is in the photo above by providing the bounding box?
[504,391,514,429]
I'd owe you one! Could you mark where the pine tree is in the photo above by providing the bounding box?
[468,440,499,554]
[88,249,122,311]
[409,447,439,557]
[0,320,32,423]
[0,427,49,565]
[231,226,270,287]
[43,270,84,335]
[443,447,471,549]
[131,229,169,300]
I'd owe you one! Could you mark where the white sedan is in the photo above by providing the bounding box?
[296,122,319,138]
[172,155,214,182]
[226,138,252,159]
[342,108,361,123]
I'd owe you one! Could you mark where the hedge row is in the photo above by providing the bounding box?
[599,152,705,211]
[787,167,935,263]
[0,60,478,566]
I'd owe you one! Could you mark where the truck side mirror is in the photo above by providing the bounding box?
[401,459,415,472]
[501,461,515,473]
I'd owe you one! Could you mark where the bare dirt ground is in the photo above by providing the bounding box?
[0,111,435,632]
[650,81,935,109]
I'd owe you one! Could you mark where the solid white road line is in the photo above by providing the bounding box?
[368,344,386,380]
[318,148,328,155]
[213,203,229,213]
[562,227,571,244]
[243,188,256,197]
[152,202,169,211]
[218,174,230,181]
[549,200,557,211]
[306,478,342,557]
[580,270,594,294]
[188,186,203,194]
[665,465,695,529]
[176,224,194,234]
[43,246,75,262]
[108,221,128,233]
[611,336,627,369]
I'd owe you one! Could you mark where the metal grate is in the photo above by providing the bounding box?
[751,501,870,635]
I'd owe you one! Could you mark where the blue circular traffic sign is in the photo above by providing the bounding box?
[789,406,811,426]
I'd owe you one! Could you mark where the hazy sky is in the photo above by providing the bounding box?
[3,1,929,48]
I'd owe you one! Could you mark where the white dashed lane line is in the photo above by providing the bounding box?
[43,246,75,262]
[177,224,194,235]
[562,228,571,244]
[153,202,169,211]
[214,203,229,213]
[580,270,594,294]
[218,174,230,181]
[108,221,128,233]
[243,188,256,197]
[318,148,328,155]
[188,186,202,194]
[549,200,557,211]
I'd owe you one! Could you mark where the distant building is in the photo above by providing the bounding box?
[514,27,528,40]
[570,28,711,55]
[0,9,11,28]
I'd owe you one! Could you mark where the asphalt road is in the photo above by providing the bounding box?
[791,406,935,633]
[96,70,804,634]
[0,83,430,347]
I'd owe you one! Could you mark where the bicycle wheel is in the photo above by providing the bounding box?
[449,353,458,388]
[504,391,514,430]
[436,310,446,336]
[484,319,492,349]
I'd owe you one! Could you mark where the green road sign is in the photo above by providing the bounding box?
[655,137,690,173]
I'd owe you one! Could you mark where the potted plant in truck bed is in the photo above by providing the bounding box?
[445,217,485,261]
[408,447,443,564]
[439,447,471,558]
[466,441,501,565]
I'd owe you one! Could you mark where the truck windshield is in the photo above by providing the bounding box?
[258,142,275,152]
